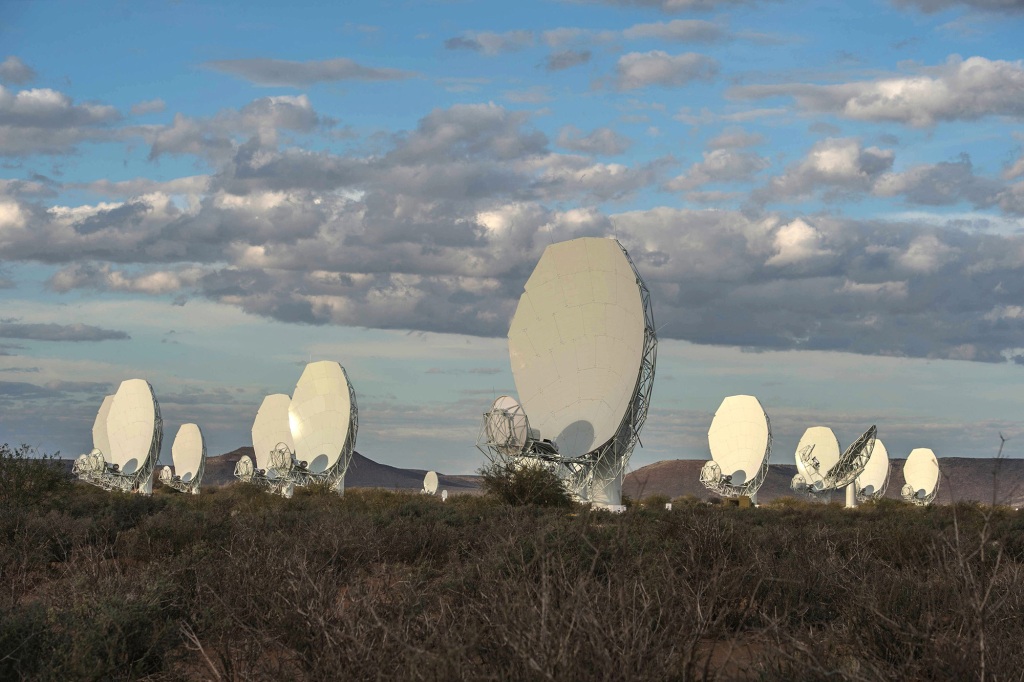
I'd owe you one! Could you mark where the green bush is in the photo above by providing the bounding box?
[479,460,574,508]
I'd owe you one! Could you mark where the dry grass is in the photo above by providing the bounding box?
[2,445,1023,681]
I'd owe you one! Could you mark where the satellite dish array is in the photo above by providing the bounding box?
[476,237,657,509]
[73,379,163,495]
[158,424,207,495]
[234,360,358,498]
[70,239,946,508]
[697,395,939,507]
[784,425,877,506]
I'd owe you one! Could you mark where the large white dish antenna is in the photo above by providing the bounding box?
[171,423,205,484]
[508,237,646,459]
[902,448,940,505]
[706,395,770,487]
[289,360,353,474]
[424,471,438,495]
[107,379,161,477]
[856,438,890,501]
[252,394,294,474]
[91,395,114,457]
[792,426,840,493]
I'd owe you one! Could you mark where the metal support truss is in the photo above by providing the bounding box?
[700,415,772,499]
[158,456,205,495]
[73,409,161,495]
[477,240,657,507]
[901,476,939,506]
[828,426,876,489]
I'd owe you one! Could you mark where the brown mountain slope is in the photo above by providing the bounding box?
[623,457,1024,506]
[202,447,482,492]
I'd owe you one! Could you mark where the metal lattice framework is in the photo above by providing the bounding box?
[477,241,657,506]
[901,474,940,506]
[901,479,939,506]
[74,404,162,495]
[700,414,773,499]
[792,426,876,497]
[159,452,206,495]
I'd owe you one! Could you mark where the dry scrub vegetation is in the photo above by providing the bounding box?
[2,445,1024,681]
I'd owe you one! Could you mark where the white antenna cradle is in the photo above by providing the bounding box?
[477,239,657,508]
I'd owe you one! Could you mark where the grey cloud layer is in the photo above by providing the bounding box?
[204,57,415,87]
[3,98,1024,365]
[0,322,129,342]
[0,57,36,85]
[0,85,120,155]
[731,55,1024,127]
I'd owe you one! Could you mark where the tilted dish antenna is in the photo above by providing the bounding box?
[288,360,359,494]
[700,395,771,502]
[829,425,877,490]
[855,438,891,502]
[791,426,841,496]
[102,379,162,495]
[423,471,439,495]
[481,237,657,508]
[901,448,940,506]
[74,394,115,484]
[236,393,294,496]
[160,424,206,494]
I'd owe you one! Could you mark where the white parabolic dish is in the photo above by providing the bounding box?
[856,438,890,496]
[507,237,645,459]
[171,423,204,483]
[707,395,769,485]
[92,394,114,456]
[106,379,159,476]
[424,471,438,495]
[794,426,841,490]
[904,448,939,498]
[252,394,294,474]
[289,360,352,474]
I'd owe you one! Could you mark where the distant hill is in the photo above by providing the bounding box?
[623,457,1024,506]
[202,447,482,493]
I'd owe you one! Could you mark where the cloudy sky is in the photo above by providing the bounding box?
[1,0,1023,474]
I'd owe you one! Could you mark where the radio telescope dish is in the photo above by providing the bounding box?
[251,394,294,477]
[92,395,114,459]
[161,424,206,494]
[74,395,116,485]
[288,360,359,493]
[830,426,876,490]
[423,471,438,495]
[791,426,840,495]
[856,438,890,502]
[487,237,656,508]
[701,395,771,501]
[78,379,162,495]
[902,448,940,506]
